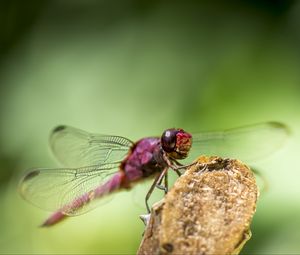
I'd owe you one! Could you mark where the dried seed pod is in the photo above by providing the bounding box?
[137,156,259,255]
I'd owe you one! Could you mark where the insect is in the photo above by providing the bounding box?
[18,122,289,226]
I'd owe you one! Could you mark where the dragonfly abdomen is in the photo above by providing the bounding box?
[41,171,125,227]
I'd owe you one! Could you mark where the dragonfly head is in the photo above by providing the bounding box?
[161,128,192,159]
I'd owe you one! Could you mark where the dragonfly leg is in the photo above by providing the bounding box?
[171,162,196,170]
[172,160,208,176]
[155,171,168,194]
[145,175,159,213]
[170,162,196,177]
[164,171,168,193]
[174,168,182,177]
[145,168,168,213]
[162,152,196,175]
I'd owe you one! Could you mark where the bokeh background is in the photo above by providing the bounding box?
[1,0,300,254]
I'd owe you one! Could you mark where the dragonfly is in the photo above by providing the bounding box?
[18,122,289,227]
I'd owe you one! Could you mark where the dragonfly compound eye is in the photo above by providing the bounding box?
[161,128,192,159]
[161,129,178,153]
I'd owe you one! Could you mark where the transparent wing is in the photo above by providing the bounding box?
[49,125,134,167]
[18,163,121,215]
[184,122,290,164]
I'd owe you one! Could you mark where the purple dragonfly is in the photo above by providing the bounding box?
[18,122,288,227]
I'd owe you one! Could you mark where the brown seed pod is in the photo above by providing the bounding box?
[137,156,259,255]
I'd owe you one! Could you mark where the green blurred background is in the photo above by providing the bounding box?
[1,0,300,254]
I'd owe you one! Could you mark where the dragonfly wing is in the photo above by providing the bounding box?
[183,122,290,164]
[18,163,122,216]
[50,125,134,167]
